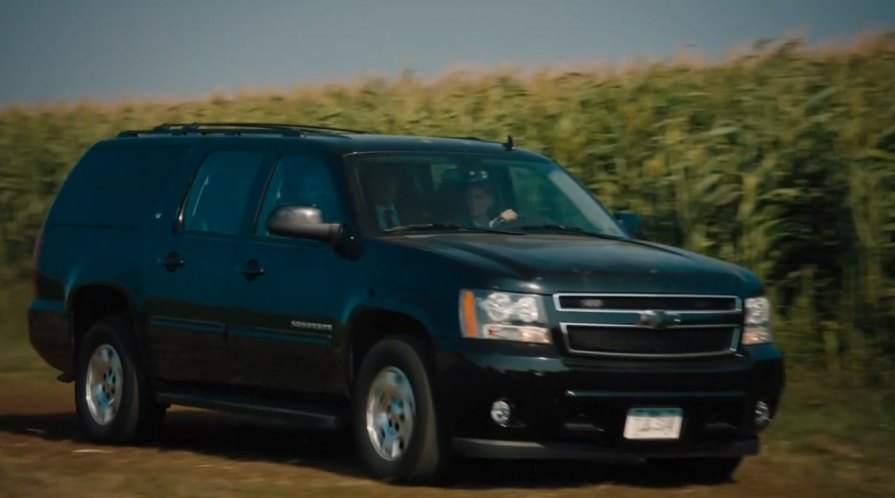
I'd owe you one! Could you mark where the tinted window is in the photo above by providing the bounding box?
[256,153,342,235]
[183,151,264,234]
[352,153,625,236]
[50,145,188,227]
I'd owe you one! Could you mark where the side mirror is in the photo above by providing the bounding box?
[266,205,341,242]
[615,210,645,239]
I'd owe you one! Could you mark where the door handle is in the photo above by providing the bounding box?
[157,252,185,272]
[235,259,264,280]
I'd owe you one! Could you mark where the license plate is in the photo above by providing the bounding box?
[623,407,683,440]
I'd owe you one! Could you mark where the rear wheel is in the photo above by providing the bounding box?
[352,335,447,482]
[75,315,165,443]
[648,456,743,483]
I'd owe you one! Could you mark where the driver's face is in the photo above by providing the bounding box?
[465,186,494,217]
[370,172,398,205]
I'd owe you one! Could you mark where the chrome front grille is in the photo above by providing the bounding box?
[554,293,742,358]
[555,295,738,312]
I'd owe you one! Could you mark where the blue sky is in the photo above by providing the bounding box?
[1,0,893,104]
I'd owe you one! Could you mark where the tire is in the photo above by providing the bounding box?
[74,314,165,444]
[352,335,448,483]
[648,456,743,483]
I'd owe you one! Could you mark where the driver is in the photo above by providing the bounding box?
[459,181,518,228]
[363,167,402,230]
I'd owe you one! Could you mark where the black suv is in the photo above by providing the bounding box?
[29,123,784,482]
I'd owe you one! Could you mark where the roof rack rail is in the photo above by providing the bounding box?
[440,136,485,141]
[117,122,369,138]
[436,135,513,146]
[162,122,367,133]
[118,126,302,138]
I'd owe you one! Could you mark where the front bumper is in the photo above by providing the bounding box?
[453,435,758,460]
[436,341,784,459]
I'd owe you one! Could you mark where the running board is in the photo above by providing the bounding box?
[156,390,346,430]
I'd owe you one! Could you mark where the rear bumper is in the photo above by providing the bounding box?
[436,341,784,459]
[453,435,759,460]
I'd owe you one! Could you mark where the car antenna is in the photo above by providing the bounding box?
[502,134,514,151]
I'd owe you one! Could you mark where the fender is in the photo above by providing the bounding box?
[66,281,150,369]
[340,294,447,391]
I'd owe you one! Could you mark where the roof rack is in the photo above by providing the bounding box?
[117,122,368,138]
[436,135,515,147]
[439,136,485,141]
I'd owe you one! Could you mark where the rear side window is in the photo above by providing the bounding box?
[49,146,188,227]
[182,151,264,234]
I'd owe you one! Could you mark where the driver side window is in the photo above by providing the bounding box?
[256,153,342,236]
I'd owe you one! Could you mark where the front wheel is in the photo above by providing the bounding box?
[352,336,447,482]
[75,315,164,444]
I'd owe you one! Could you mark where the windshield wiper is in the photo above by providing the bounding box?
[383,223,521,235]
[516,224,627,240]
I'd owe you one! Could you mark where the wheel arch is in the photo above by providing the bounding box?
[68,283,140,361]
[344,306,438,390]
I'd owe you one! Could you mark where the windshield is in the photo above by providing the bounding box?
[351,152,626,237]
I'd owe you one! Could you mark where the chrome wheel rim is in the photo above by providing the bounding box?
[365,366,416,461]
[84,344,123,426]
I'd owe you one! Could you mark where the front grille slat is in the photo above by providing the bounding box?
[555,293,742,358]
[565,325,736,356]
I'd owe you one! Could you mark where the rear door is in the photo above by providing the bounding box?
[145,148,271,386]
[227,150,351,395]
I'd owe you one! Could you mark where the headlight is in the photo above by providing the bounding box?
[460,290,551,344]
[742,296,773,345]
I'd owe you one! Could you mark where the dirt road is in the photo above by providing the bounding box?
[1,372,890,498]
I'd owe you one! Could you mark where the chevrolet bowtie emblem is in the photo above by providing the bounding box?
[638,310,682,329]
[580,298,605,309]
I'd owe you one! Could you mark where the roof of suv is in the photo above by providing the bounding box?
[110,122,538,157]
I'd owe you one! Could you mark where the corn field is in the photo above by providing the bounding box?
[1,36,893,379]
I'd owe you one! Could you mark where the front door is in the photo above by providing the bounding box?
[146,149,270,386]
[227,151,350,395]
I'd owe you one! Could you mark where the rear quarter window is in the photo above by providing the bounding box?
[49,145,189,227]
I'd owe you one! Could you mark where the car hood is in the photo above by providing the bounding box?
[387,233,762,296]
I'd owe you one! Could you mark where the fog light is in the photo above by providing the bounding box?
[490,400,512,426]
[754,401,772,431]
